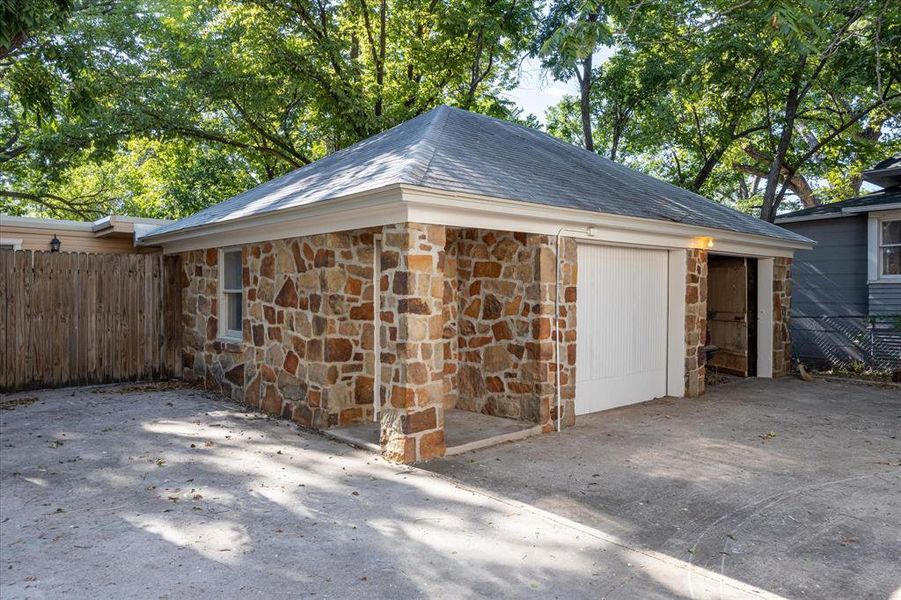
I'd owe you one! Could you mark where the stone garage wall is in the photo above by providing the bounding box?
[772,257,793,377]
[178,229,379,429]
[443,228,577,430]
[684,248,708,397]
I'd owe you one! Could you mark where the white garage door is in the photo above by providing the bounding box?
[575,244,668,415]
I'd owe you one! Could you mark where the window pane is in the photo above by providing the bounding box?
[883,247,901,276]
[224,250,242,290]
[227,292,243,333]
[882,220,901,245]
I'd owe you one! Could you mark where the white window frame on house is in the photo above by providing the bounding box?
[218,246,244,341]
[0,238,23,250]
[868,211,901,282]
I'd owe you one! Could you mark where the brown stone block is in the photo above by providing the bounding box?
[275,279,298,308]
[418,429,446,461]
[390,385,416,408]
[345,277,363,297]
[354,376,374,404]
[407,361,430,385]
[382,433,416,464]
[532,317,551,340]
[350,302,374,321]
[267,326,283,342]
[491,320,513,340]
[402,407,437,433]
[485,376,504,393]
[479,294,501,320]
[463,298,482,318]
[206,316,218,341]
[314,248,334,268]
[398,297,431,314]
[473,261,502,278]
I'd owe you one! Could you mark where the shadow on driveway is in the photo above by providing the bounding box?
[427,377,901,599]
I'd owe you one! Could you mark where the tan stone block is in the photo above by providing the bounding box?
[407,254,434,272]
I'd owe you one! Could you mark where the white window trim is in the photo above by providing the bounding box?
[868,212,901,283]
[0,238,23,250]
[218,246,244,341]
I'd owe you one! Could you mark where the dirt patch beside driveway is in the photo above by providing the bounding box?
[428,378,901,599]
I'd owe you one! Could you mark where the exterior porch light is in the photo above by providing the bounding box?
[50,235,61,252]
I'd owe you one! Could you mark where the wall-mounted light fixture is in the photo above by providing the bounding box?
[50,235,61,252]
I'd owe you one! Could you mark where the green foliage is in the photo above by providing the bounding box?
[1,0,536,219]
[544,0,901,217]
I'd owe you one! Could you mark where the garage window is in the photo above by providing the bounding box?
[219,248,243,340]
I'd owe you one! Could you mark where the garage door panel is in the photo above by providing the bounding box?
[576,245,668,415]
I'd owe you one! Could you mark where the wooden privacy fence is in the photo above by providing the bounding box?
[1,249,182,392]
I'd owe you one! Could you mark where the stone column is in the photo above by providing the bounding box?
[379,223,447,463]
[684,248,708,397]
[772,257,792,376]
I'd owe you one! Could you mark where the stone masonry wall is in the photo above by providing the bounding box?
[180,249,248,400]
[179,229,379,429]
[444,229,577,430]
[684,248,708,397]
[772,257,792,377]
[378,223,447,462]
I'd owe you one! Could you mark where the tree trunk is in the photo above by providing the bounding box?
[761,56,806,222]
[580,54,593,152]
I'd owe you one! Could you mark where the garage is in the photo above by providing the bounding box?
[575,244,669,415]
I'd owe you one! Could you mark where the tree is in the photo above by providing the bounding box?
[534,0,618,151]
[544,0,901,220]
[1,0,537,218]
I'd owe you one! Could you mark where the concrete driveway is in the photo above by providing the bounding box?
[428,378,901,599]
[1,378,898,598]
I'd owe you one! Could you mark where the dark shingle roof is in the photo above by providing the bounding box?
[146,105,809,244]
[776,187,901,220]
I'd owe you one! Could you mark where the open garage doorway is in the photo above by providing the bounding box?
[706,255,758,378]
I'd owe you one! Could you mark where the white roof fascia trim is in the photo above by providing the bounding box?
[400,185,813,256]
[0,214,94,231]
[152,187,407,254]
[841,203,901,214]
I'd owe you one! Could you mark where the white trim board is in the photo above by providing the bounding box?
[144,184,812,258]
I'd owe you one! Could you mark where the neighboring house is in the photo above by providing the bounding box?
[776,158,901,369]
[0,214,171,254]
[140,105,814,463]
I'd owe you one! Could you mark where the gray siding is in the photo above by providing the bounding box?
[868,283,901,316]
[782,216,899,367]
[783,217,868,318]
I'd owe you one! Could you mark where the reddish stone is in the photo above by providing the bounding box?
[345,277,362,296]
[205,248,217,266]
[390,385,416,408]
[473,261,501,278]
[532,318,551,340]
[290,241,305,272]
[402,408,437,434]
[275,279,298,308]
[418,429,446,461]
[339,407,363,425]
[392,271,411,294]
[325,338,353,362]
[264,305,276,324]
[314,248,334,268]
[398,298,431,314]
[564,286,576,303]
[463,299,481,318]
[283,350,300,375]
[491,320,512,340]
[485,376,504,392]
[349,302,374,320]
